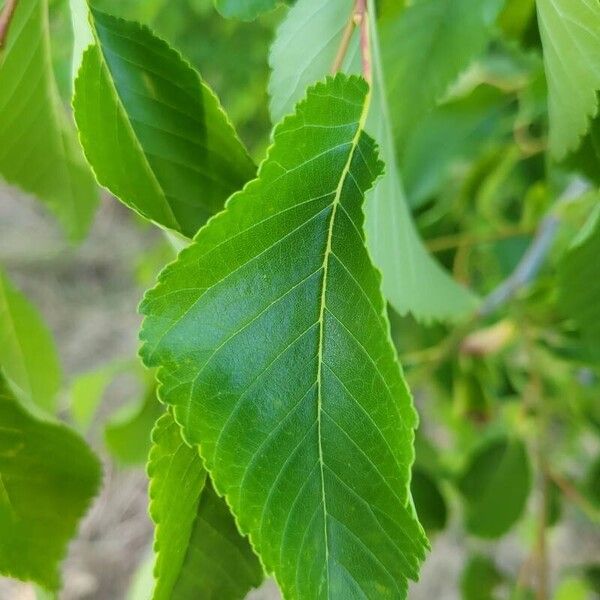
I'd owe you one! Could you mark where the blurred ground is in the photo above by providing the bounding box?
[0,186,598,599]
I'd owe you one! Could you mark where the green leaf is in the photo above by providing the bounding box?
[536,0,600,159]
[214,0,279,21]
[410,468,448,534]
[558,204,600,360]
[0,270,61,414]
[381,0,503,147]
[148,413,262,600]
[460,554,503,600]
[73,8,255,238]
[268,0,477,320]
[458,436,531,538]
[0,0,98,240]
[0,375,101,591]
[70,365,117,430]
[554,577,592,600]
[104,384,164,466]
[140,74,428,598]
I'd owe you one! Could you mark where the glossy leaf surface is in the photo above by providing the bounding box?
[141,75,427,598]
[0,0,98,240]
[73,8,255,237]
[268,0,477,320]
[0,376,100,590]
[148,413,262,600]
[537,0,600,159]
[0,270,61,414]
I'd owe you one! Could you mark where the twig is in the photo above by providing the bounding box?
[426,226,534,253]
[0,0,18,49]
[355,0,372,84]
[478,179,590,317]
[330,12,356,74]
[547,468,600,522]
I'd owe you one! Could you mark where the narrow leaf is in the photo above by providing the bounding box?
[148,413,262,600]
[458,436,531,538]
[558,204,600,360]
[268,0,477,320]
[0,375,101,591]
[141,74,428,598]
[73,9,255,237]
[0,0,98,240]
[537,0,600,159]
[0,270,61,414]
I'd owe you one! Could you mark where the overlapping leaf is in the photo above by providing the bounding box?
[458,436,531,538]
[214,0,280,21]
[0,270,61,414]
[0,375,100,590]
[537,0,600,159]
[0,0,98,240]
[148,413,262,600]
[73,8,255,237]
[558,204,600,360]
[141,74,427,598]
[268,0,477,320]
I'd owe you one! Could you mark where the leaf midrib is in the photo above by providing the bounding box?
[314,86,371,596]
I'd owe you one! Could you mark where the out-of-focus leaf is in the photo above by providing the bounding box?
[73,8,255,237]
[460,554,503,600]
[214,0,279,20]
[584,456,600,508]
[411,468,448,534]
[269,0,477,320]
[127,552,154,600]
[140,75,428,598]
[554,577,592,600]
[536,0,600,159]
[0,270,61,414]
[70,365,118,431]
[0,375,100,591]
[381,0,504,148]
[564,116,600,186]
[558,204,600,360]
[0,0,98,240]
[148,413,262,599]
[104,385,163,466]
[458,436,531,538]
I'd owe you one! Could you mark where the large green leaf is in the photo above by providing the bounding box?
[141,75,427,598]
[73,8,255,238]
[536,0,600,159]
[214,0,279,21]
[0,0,98,240]
[0,270,61,414]
[458,436,531,538]
[148,412,262,600]
[0,375,100,591]
[558,204,600,360]
[381,0,503,148]
[268,0,477,320]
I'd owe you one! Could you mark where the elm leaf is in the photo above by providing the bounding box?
[140,74,427,599]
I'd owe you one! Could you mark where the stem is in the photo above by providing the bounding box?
[356,0,372,84]
[331,13,356,74]
[426,226,534,253]
[0,0,18,49]
[547,469,600,522]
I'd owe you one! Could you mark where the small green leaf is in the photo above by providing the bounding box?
[268,0,477,320]
[141,74,428,598]
[536,0,600,159]
[70,366,117,430]
[0,270,61,414]
[558,204,600,360]
[460,554,504,600]
[73,8,255,237]
[458,436,531,538]
[0,375,101,591]
[148,413,262,600]
[104,385,164,466]
[381,0,504,147]
[0,0,98,240]
[410,468,448,534]
[214,0,279,21]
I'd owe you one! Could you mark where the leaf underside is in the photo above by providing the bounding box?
[73,8,255,237]
[141,74,427,599]
[148,412,262,600]
[268,0,477,321]
[537,0,600,159]
[0,0,98,240]
[0,376,100,591]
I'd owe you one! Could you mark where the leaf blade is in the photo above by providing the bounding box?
[141,74,427,599]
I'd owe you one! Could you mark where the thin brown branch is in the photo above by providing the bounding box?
[355,0,372,84]
[547,468,600,522]
[0,0,18,49]
[331,12,356,74]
